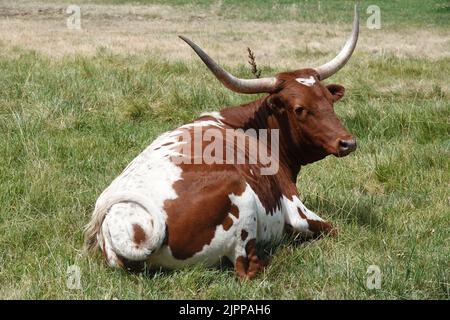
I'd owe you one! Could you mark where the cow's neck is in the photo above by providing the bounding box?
[219,97,269,130]
[219,97,302,181]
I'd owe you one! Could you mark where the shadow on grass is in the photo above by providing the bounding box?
[140,257,237,279]
[309,194,387,231]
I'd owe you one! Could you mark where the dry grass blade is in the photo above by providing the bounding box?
[247,47,261,78]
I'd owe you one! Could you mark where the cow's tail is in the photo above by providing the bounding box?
[84,192,166,262]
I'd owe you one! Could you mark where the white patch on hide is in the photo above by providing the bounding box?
[94,128,187,265]
[295,76,316,87]
[199,111,225,122]
[282,195,324,236]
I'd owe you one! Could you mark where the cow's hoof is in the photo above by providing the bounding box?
[328,227,339,238]
[235,255,267,280]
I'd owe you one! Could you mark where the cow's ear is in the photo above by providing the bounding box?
[326,84,345,102]
[267,94,286,114]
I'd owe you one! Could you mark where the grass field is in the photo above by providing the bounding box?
[0,0,449,299]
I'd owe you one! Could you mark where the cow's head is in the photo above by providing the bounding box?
[264,68,356,162]
[180,6,359,164]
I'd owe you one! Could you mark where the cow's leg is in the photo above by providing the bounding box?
[228,197,266,280]
[283,195,337,239]
[232,238,267,280]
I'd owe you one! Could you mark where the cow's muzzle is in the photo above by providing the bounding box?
[337,138,357,157]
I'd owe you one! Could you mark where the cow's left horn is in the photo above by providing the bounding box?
[314,5,359,80]
[179,36,278,94]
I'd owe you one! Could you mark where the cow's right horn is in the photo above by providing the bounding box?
[314,5,359,80]
[179,36,278,94]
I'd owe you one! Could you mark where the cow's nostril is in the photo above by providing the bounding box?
[338,139,357,152]
[339,140,349,148]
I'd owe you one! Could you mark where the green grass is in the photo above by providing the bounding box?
[75,0,450,28]
[0,46,448,299]
[0,0,449,299]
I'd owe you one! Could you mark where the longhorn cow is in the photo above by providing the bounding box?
[85,7,360,279]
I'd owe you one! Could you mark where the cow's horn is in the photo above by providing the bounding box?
[314,5,359,80]
[179,36,278,94]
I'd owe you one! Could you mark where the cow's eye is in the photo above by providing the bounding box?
[295,106,305,115]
